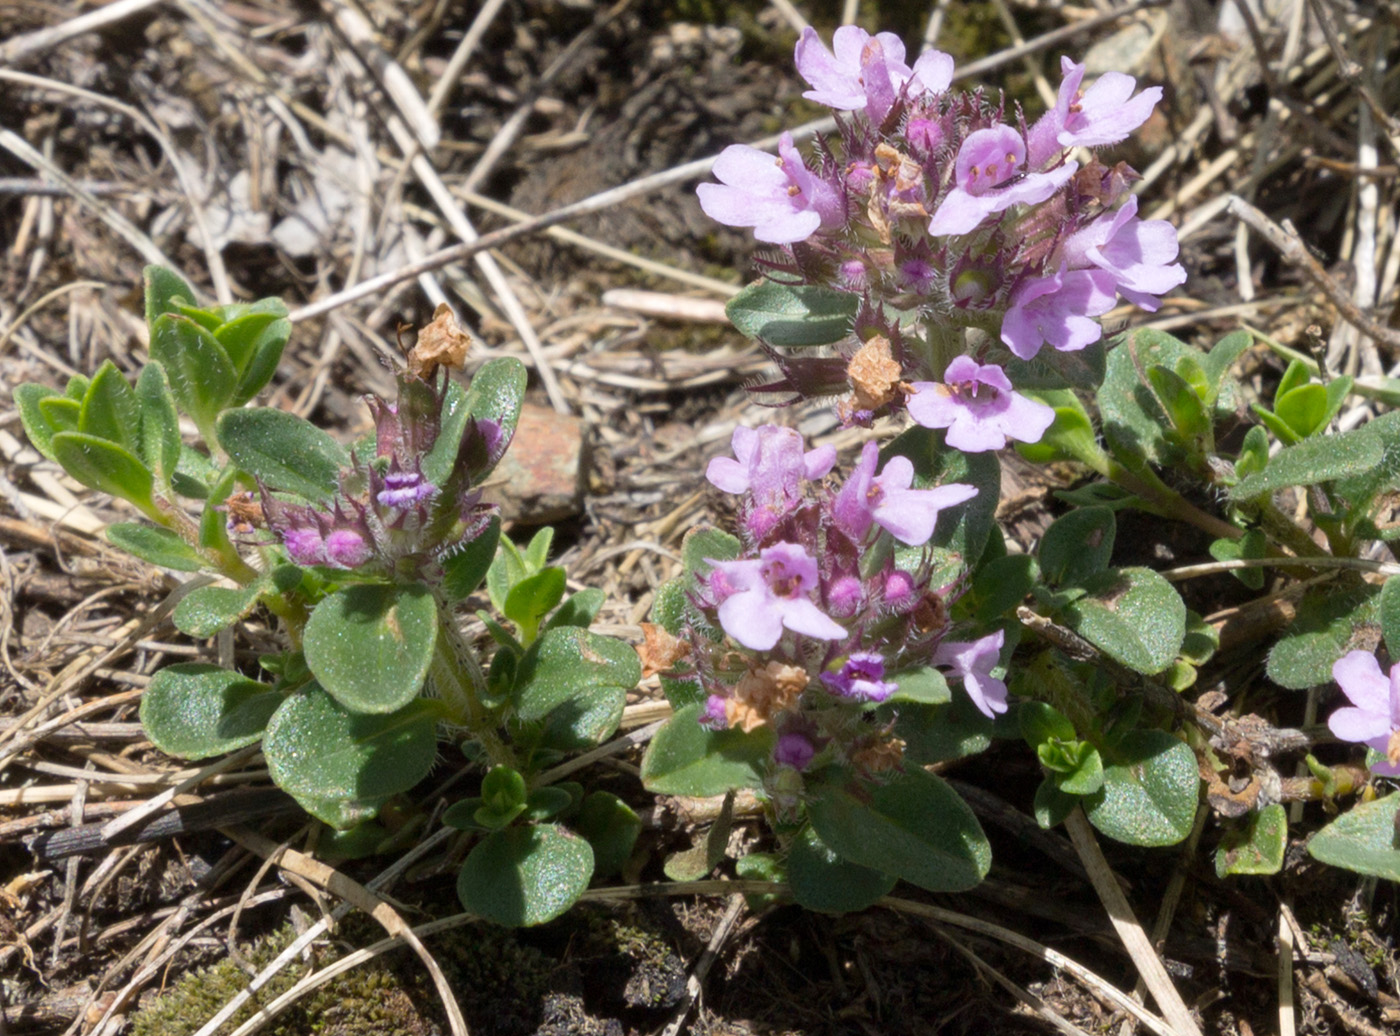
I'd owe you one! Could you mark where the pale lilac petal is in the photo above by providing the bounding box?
[718,593,784,651]
[1000,392,1056,443]
[803,444,837,480]
[875,482,978,545]
[1329,706,1393,744]
[963,670,1009,718]
[750,209,824,245]
[1333,651,1390,713]
[928,188,1001,236]
[706,455,749,494]
[944,414,1009,453]
[878,454,915,490]
[779,598,848,641]
[711,144,787,187]
[905,381,958,429]
[911,49,954,94]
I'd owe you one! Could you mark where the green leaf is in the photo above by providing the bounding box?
[523,527,553,570]
[893,692,1004,765]
[502,567,566,645]
[482,765,528,814]
[1382,575,1400,661]
[788,825,896,913]
[1033,780,1076,828]
[1059,567,1186,675]
[640,705,772,796]
[886,666,950,705]
[174,584,263,638]
[1199,330,1253,403]
[79,361,142,455]
[1052,744,1105,796]
[1000,337,1105,391]
[441,518,501,601]
[1267,583,1380,689]
[263,685,438,829]
[171,444,218,499]
[144,265,197,324]
[1208,529,1266,590]
[422,380,472,489]
[577,791,642,878]
[1101,327,1237,471]
[303,584,439,713]
[1307,795,1400,881]
[217,407,348,502]
[1215,803,1287,877]
[1276,358,1310,401]
[140,663,280,759]
[1234,424,1270,480]
[544,588,605,631]
[135,362,182,485]
[807,768,990,893]
[1038,507,1116,587]
[1020,701,1076,748]
[972,553,1040,623]
[105,523,204,571]
[681,527,742,578]
[215,310,291,406]
[1016,389,1105,467]
[15,384,64,462]
[1334,411,1400,509]
[150,313,237,438]
[1084,730,1198,846]
[1230,429,1384,501]
[50,432,156,514]
[513,626,639,723]
[524,786,574,822]
[725,281,858,347]
[457,823,593,927]
[441,356,528,484]
[1146,364,1210,439]
[1274,384,1328,440]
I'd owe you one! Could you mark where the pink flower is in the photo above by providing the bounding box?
[707,424,836,542]
[1062,196,1186,311]
[708,543,847,651]
[773,731,817,770]
[934,630,1008,719]
[696,133,843,244]
[1329,651,1400,777]
[927,126,1077,237]
[832,441,978,546]
[794,26,953,123]
[907,357,1055,452]
[821,652,896,703]
[1000,266,1117,360]
[1053,59,1162,150]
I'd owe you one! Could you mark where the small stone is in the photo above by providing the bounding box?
[482,403,587,524]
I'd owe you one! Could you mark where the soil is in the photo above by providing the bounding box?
[3,1,1400,1035]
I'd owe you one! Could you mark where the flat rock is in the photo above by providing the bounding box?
[483,403,587,525]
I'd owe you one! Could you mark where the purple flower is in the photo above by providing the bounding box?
[1000,266,1117,360]
[907,357,1055,452]
[794,26,953,123]
[1329,651,1400,777]
[934,630,1008,719]
[821,653,896,703]
[1062,196,1186,311]
[282,526,328,567]
[773,731,817,770]
[696,133,843,244]
[1052,59,1162,151]
[708,543,847,651]
[707,424,836,496]
[927,126,1077,237]
[832,441,978,546]
[377,467,437,509]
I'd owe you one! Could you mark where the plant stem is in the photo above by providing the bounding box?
[432,609,514,768]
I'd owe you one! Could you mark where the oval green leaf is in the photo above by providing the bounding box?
[1038,507,1116,587]
[263,685,438,828]
[807,768,990,893]
[1060,566,1186,675]
[105,522,205,572]
[218,407,348,502]
[140,663,280,759]
[1084,730,1198,846]
[174,583,264,638]
[50,432,156,514]
[512,626,640,724]
[150,312,237,437]
[456,823,594,927]
[1307,794,1400,881]
[640,705,773,797]
[304,583,439,714]
[788,825,896,913]
[725,281,858,346]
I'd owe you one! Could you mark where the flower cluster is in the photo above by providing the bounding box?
[698,27,1185,436]
[256,370,504,577]
[677,425,1008,800]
